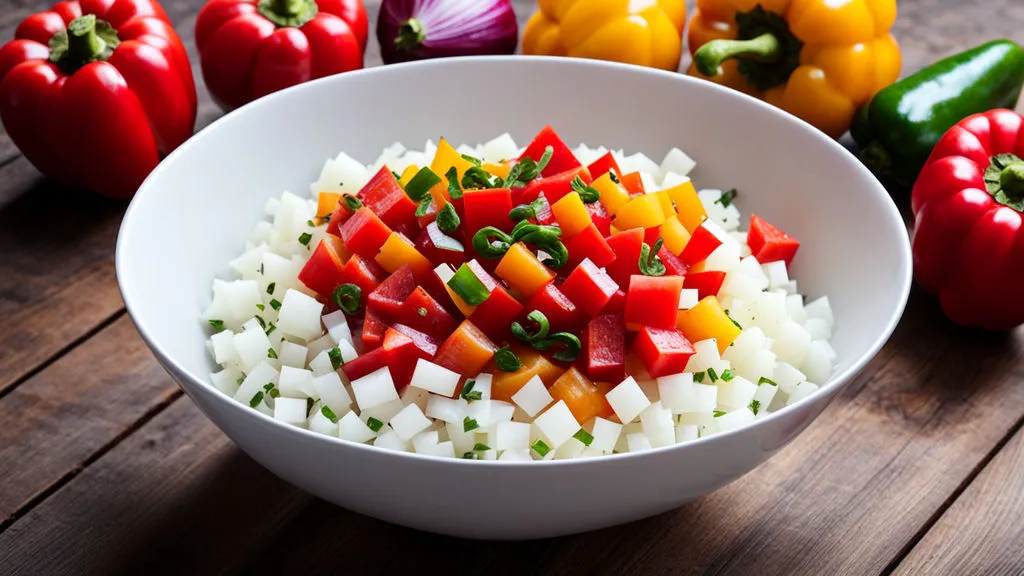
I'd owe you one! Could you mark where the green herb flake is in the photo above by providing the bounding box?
[268,388,280,398]
[573,429,595,447]
[749,400,761,415]
[570,176,601,203]
[306,219,315,227]
[731,317,743,330]
[255,315,267,330]
[436,201,460,234]
[461,380,482,402]
[391,170,402,180]
[473,442,491,452]
[463,416,480,433]
[494,346,522,372]
[707,367,718,383]
[321,405,339,423]
[721,370,735,382]
[414,195,433,217]
[259,262,265,275]
[462,451,480,460]
[342,194,362,211]
[445,166,463,199]
[713,410,726,418]
[265,322,277,336]
[758,377,778,387]
[267,348,278,359]
[263,382,275,391]
[693,372,706,384]
[270,299,282,311]
[460,153,483,167]
[405,166,442,201]
[366,417,384,433]
[716,188,738,208]
[208,319,225,331]
[609,170,621,184]
[306,398,315,417]
[266,282,276,295]
[298,232,313,247]
[417,307,427,317]
[531,438,551,457]
[328,347,343,370]
[249,391,264,408]
[256,304,265,311]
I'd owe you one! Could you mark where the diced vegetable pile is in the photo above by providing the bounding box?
[202,126,837,460]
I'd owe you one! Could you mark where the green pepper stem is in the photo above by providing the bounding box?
[693,33,781,77]
[67,15,106,62]
[859,141,892,177]
[396,18,426,50]
[270,0,304,16]
[1000,162,1024,197]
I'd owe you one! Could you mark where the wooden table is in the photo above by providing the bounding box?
[3,0,1024,574]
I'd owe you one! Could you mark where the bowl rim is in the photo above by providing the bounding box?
[115,54,913,467]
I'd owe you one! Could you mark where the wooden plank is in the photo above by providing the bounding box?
[0,316,180,523]
[893,422,1024,575]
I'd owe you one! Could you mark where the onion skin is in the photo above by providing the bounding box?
[377,0,519,64]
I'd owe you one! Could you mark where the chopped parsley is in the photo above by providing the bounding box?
[256,304,265,311]
[463,417,480,433]
[460,379,482,401]
[707,368,718,383]
[208,319,225,331]
[749,400,761,415]
[713,410,726,418]
[328,347,343,370]
[249,391,264,408]
[417,307,427,317]
[306,219,315,227]
[494,346,522,372]
[531,439,551,457]
[715,188,738,208]
[255,315,267,330]
[721,370,735,382]
[366,417,384,432]
[270,299,282,310]
[267,348,278,359]
[266,282,276,295]
[609,170,621,184]
[758,377,778,387]
[462,452,480,460]
[573,429,595,447]
[265,322,277,336]
[298,232,313,247]
[693,372,705,383]
[473,443,491,452]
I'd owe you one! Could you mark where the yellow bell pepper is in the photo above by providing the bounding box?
[659,215,691,255]
[496,242,554,299]
[551,191,592,238]
[687,0,901,139]
[663,177,706,232]
[376,232,433,280]
[316,192,341,219]
[398,165,419,187]
[613,194,666,230]
[522,0,688,71]
[675,295,741,354]
[483,162,511,180]
[593,172,630,215]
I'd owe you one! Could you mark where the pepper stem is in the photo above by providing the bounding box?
[395,18,426,51]
[693,33,781,77]
[270,0,304,17]
[859,141,892,177]
[1000,162,1024,197]
[256,0,318,28]
[984,154,1024,212]
[67,15,106,62]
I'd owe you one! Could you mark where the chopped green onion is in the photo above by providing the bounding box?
[405,167,442,201]
[265,322,276,336]
[494,346,522,372]
[638,238,666,276]
[461,380,482,401]
[259,262,264,275]
[473,442,491,451]
[268,388,280,398]
[609,170,620,184]
[730,317,743,330]
[342,194,362,211]
[366,417,384,432]
[270,299,282,311]
[267,348,278,359]
[328,347,343,370]
[462,166,497,190]
[208,319,225,331]
[263,382,275,391]
[538,240,569,269]
[236,374,246,386]
[471,226,513,260]
[749,400,761,415]
[391,170,402,180]
[460,153,483,167]
[307,219,315,227]
[414,196,433,217]
[266,282,276,295]
[298,232,312,247]
[716,188,738,208]
[531,438,551,457]
[463,416,480,432]
[332,283,362,314]
[445,166,463,199]
[436,201,460,234]
[256,304,265,311]
[306,398,315,417]
[532,332,582,362]
[249,391,264,408]
[573,428,595,447]
[509,198,545,222]
[511,310,551,343]
[570,176,601,203]
[693,372,705,383]
[721,370,735,381]
[758,377,778,387]
[713,410,726,417]
[462,452,480,460]
[255,315,267,330]
[707,367,718,383]
[321,405,339,423]
[503,146,553,188]
[447,263,492,305]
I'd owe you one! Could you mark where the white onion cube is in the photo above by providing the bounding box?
[678,289,701,310]
[717,375,758,411]
[606,377,651,424]
[389,404,433,441]
[210,367,242,396]
[533,401,580,448]
[788,381,820,406]
[685,383,719,413]
[338,410,376,443]
[590,417,623,452]
[627,433,653,453]
[409,359,461,397]
[276,289,325,341]
[676,423,699,442]
[308,408,339,436]
[210,330,238,365]
[773,362,806,394]
[412,430,440,454]
[715,408,756,432]
[311,372,352,414]
[234,361,278,405]
[273,397,308,427]
[640,402,675,447]
[804,296,834,326]
[233,325,274,372]
[350,367,399,410]
[278,341,308,368]
[470,373,493,400]
[278,366,316,398]
[323,310,353,345]
[425,395,468,424]
[657,372,695,412]
[495,421,531,451]
[374,430,409,452]
[511,375,554,417]
[661,147,696,176]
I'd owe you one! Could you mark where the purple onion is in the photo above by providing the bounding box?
[377,0,519,64]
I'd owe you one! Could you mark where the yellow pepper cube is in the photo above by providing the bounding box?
[593,173,630,215]
[376,232,433,280]
[613,193,666,230]
[430,137,475,181]
[316,192,341,219]
[445,285,478,317]
[675,296,741,355]
[659,215,692,256]
[551,191,592,238]
[496,242,554,299]
[483,162,511,180]
[664,178,706,232]
[655,191,675,219]
[398,165,420,187]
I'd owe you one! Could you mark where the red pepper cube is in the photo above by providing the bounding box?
[566,224,616,269]
[748,213,800,266]
[625,275,684,329]
[366,264,416,320]
[519,125,582,178]
[560,258,619,317]
[658,246,689,277]
[338,254,387,300]
[343,328,434,392]
[469,284,524,342]
[298,239,347,299]
[434,320,499,377]
[395,286,459,340]
[537,166,593,206]
[602,288,627,315]
[587,151,621,180]
[632,327,695,378]
[584,314,626,382]
[360,309,388,352]
[325,201,355,236]
[523,283,583,333]
[680,223,724,266]
[619,171,645,195]
[339,207,393,260]
[390,323,441,357]
[415,222,465,269]
[463,188,514,237]
[357,166,418,230]
[604,227,645,287]
[586,200,611,237]
[684,270,726,300]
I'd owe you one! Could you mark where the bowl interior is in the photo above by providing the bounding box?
[117,56,910,441]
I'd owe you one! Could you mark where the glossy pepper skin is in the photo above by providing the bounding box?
[521,0,687,71]
[911,109,1024,331]
[195,0,367,111]
[0,0,197,199]
[687,0,901,139]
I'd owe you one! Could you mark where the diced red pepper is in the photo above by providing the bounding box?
[679,223,723,266]
[519,125,582,178]
[366,264,416,320]
[469,284,524,342]
[583,314,626,382]
[604,228,644,286]
[625,275,684,329]
[415,222,465,269]
[560,258,619,317]
[632,327,695,378]
[395,286,458,340]
[522,283,583,333]
[537,167,593,206]
[463,188,514,238]
[343,328,433,392]
[602,288,627,314]
[566,224,616,269]
[684,270,726,300]
[338,254,387,298]
[339,207,393,260]
[586,200,611,237]
[658,246,689,277]
[619,171,645,195]
[433,320,498,377]
[325,200,355,236]
[357,166,418,230]
[587,151,621,180]
[748,213,800,266]
[360,309,388,351]
[644,226,662,247]
[298,239,347,298]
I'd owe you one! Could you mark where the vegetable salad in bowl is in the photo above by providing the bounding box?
[201,126,836,461]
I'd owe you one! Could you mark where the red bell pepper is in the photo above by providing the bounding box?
[360,308,387,351]
[396,286,458,339]
[522,283,583,333]
[519,125,581,178]
[415,222,465,269]
[684,270,725,300]
[298,238,348,297]
[533,195,557,227]
[632,327,695,378]
[602,288,627,315]
[604,228,644,286]
[469,283,524,342]
[338,253,386,297]
[0,3,197,199]
[582,314,626,382]
[463,187,514,236]
[325,198,355,236]
[619,171,645,195]
[433,320,498,377]
[747,214,800,266]
[587,151,621,180]
[625,275,684,329]
[390,323,440,357]
[366,264,415,319]
[516,165,591,206]
[679,222,723,266]
[560,258,618,317]
[911,109,1024,330]
[658,245,689,277]
[586,200,612,237]
[339,206,392,259]
[357,166,419,230]
[195,0,367,111]
[566,224,615,269]
[343,327,432,391]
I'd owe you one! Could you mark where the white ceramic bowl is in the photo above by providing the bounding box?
[116,56,911,540]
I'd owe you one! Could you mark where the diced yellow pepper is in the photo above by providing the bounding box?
[445,285,478,317]
[675,296,741,354]
[490,346,565,402]
[664,178,706,232]
[655,191,675,219]
[376,232,433,280]
[484,162,511,180]
[551,191,592,238]
[430,138,475,181]
[399,165,420,187]
[495,242,554,299]
[316,192,341,219]
[593,173,630,215]
[659,215,692,256]
[614,194,666,230]
[609,223,622,236]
